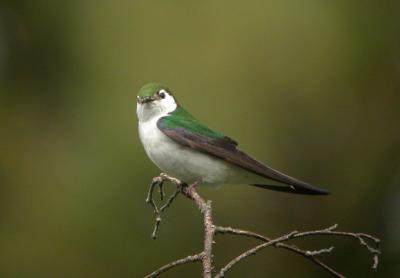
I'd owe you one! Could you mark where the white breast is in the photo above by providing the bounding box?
[137,99,267,185]
[139,118,242,184]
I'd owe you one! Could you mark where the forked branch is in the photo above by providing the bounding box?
[144,174,381,278]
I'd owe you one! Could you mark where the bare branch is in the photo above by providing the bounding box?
[144,252,203,278]
[215,225,380,278]
[215,226,269,241]
[145,174,184,238]
[145,177,163,239]
[160,183,181,212]
[146,175,216,278]
[215,231,299,278]
[291,225,381,271]
[276,244,343,277]
[305,246,334,256]
[182,184,215,278]
[215,226,343,277]
[144,174,381,278]
[158,181,165,201]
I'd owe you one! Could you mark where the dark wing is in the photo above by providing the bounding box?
[157,112,328,195]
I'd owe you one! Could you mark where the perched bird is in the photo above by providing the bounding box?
[137,83,328,195]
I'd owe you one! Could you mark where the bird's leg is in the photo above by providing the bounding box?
[146,176,163,239]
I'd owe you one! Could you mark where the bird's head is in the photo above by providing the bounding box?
[136,83,177,122]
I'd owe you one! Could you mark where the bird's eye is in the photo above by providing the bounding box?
[158,90,166,99]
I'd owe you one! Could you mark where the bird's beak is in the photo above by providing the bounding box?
[137,96,156,104]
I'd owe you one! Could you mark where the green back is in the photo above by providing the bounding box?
[159,106,226,140]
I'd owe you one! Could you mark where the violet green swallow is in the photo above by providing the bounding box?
[137,83,328,195]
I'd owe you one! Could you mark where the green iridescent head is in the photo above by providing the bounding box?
[138,83,170,97]
[137,83,172,104]
[136,83,177,122]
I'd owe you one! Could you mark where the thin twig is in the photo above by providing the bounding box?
[158,181,165,201]
[215,226,344,277]
[145,177,162,239]
[215,226,268,241]
[144,174,381,278]
[215,224,381,277]
[146,175,216,278]
[144,252,204,278]
[305,246,334,256]
[215,231,299,278]
[291,225,381,271]
[146,174,184,238]
[160,183,181,212]
[276,244,343,277]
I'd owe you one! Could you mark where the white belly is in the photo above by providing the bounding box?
[138,119,264,185]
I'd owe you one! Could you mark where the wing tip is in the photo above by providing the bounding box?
[305,187,330,195]
[251,184,330,195]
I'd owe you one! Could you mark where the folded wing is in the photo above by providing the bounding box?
[158,108,329,195]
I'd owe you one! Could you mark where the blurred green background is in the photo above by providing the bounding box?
[1,1,399,277]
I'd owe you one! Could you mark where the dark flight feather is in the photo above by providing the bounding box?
[157,108,329,195]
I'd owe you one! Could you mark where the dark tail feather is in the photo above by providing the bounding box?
[251,183,329,195]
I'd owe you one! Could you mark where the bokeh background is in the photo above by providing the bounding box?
[1,1,399,277]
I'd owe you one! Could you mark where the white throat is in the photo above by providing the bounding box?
[136,93,177,123]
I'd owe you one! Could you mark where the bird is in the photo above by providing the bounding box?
[136,82,329,195]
